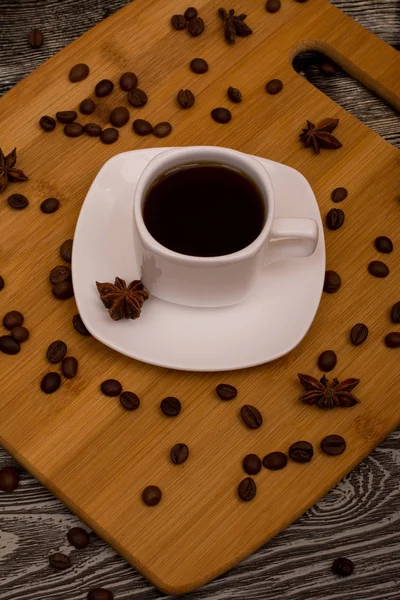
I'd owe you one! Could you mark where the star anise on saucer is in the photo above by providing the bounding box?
[0,148,29,193]
[299,118,343,154]
[96,277,149,321]
[297,373,360,409]
[218,8,253,44]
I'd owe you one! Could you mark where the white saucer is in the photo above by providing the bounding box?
[72,149,325,372]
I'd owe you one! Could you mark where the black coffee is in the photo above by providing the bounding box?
[143,163,265,257]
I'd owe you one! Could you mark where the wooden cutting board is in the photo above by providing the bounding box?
[0,0,399,594]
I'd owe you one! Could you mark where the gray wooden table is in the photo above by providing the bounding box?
[0,1,399,599]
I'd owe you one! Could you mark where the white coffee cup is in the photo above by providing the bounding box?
[133,146,318,307]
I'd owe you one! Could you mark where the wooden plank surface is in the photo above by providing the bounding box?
[0,0,400,597]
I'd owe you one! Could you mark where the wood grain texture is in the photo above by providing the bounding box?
[0,0,400,597]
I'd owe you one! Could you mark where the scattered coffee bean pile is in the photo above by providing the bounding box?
[171,6,205,37]
[41,339,79,393]
[100,378,140,411]
[0,310,29,355]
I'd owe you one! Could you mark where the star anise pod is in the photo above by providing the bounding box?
[0,148,29,193]
[299,118,343,154]
[218,8,253,44]
[297,373,360,409]
[96,277,149,321]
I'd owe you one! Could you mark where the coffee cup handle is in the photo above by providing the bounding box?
[265,218,319,265]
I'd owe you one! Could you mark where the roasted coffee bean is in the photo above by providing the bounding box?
[289,440,314,463]
[266,0,281,13]
[110,106,130,127]
[350,323,368,345]
[265,79,283,94]
[368,260,389,278]
[177,89,195,108]
[184,7,198,20]
[133,119,153,135]
[171,14,187,30]
[28,29,44,49]
[62,356,78,379]
[56,110,77,123]
[190,58,208,74]
[242,454,261,475]
[296,0,308,3]
[161,396,181,416]
[321,434,346,455]
[326,208,344,230]
[49,552,71,570]
[188,16,205,37]
[211,107,232,124]
[240,405,263,429]
[0,466,20,492]
[73,314,91,336]
[40,115,56,131]
[0,336,20,355]
[119,391,140,410]
[69,63,90,82]
[128,88,148,107]
[101,379,122,397]
[385,332,400,348]
[8,193,29,210]
[238,477,256,501]
[374,236,393,253]
[227,86,242,103]
[41,372,62,394]
[64,122,84,137]
[87,589,114,600]
[318,350,337,372]
[324,270,341,293]
[49,265,71,284]
[40,197,60,214]
[0,276,3,291]
[47,340,67,363]
[3,311,24,330]
[95,79,114,97]
[391,301,400,323]
[263,451,288,470]
[11,326,29,342]
[100,128,119,144]
[80,98,95,115]
[119,71,138,91]
[216,383,237,400]
[85,123,102,137]
[332,557,354,576]
[170,443,189,464]
[52,280,74,299]
[153,122,172,138]
[67,526,90,549]
[60,239,73,262]
[319,60,337,76]
[142,485,162,506]
[331,187,348,203]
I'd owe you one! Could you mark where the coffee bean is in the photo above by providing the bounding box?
[64,122,84,137]
[3,311,24,329]
[177,89,195,108]
[40,116,56,131]
[188,16,205,37]
[133,119,153,135]
[263,451,288,470]
[211,107,232,124]
[153,122,172,138]
[11,326,29,342]
[85,123,102,137]
[28,29,44,49]
[8,193,29,210]
[40,197,60,214]
[170,443,189,464]
[216,383,237,400]
[326,208,344,230]
[242,454,261,475]
[56,110,77,123]
[385,332,400,348]
[128,88,148,107]
[95,79,114,97]
[238,477,256,501]
[100,128,119,144]
[41,372,62,394]
[190,58,208,74]
[171,14,187,30]
[67,526,90,549]
[161,396,181,416]
[324,270,341,293]
[289,441,314,463]
[265,79,283,94]
[62,356,78,379]
[0,276,3,291]
[184,7,198,20]
[368,260,389,278]
[391,301,400,323]
[318,350,337,372]
[52,280,74,299]
[266,0,281,13]
[227,86,242,103]
[332,557,354,576]
[0,336,20,355]
[374,236,393,253]
[296,0,308,3]
[73,314,91,336]
[331,187,348,203]
[101,379,122,397]
[350,323,368,345]
[69,63,90,82]
[49,265,71,285]
[321,434,346,455]
[240,405,263,429]
[47,340,67,363]
[49,552,71,570]
[119,72,138,91]
[110,106,130,127]
[120,391,140,410]
[142,485,162,506]
[0,466,20,492]
[60,239,73,262]
[319,60,337,76]
[87,588,114,600]
[80,98,95,115]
